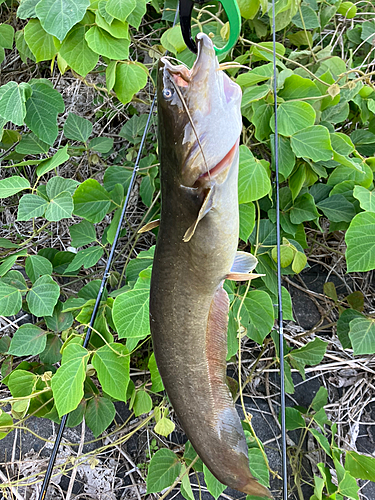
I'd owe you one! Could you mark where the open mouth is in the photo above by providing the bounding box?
[197,138,239,183]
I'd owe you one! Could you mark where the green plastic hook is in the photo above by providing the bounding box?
[179,0,241,55]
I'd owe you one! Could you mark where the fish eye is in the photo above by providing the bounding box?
[162,88,174,100]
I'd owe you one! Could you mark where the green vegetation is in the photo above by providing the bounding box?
[0,0,375,498]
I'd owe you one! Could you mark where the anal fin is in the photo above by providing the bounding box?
[183,187,214,242]
[225,251,261,280]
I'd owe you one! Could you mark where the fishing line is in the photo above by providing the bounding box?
[271,0,288,498]
[36,8,180,500]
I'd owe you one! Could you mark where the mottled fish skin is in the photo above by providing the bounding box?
[149,33,271,498]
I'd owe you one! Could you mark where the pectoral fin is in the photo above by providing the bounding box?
[138,219,160,233]
[183,187,214,242]
[226,252,262,281]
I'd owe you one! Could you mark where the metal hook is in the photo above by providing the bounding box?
[179,0,241,55]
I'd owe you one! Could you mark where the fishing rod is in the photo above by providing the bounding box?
[36,9,180,499]
[271,0,288,497]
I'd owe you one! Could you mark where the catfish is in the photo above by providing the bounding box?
[149,32,271,498]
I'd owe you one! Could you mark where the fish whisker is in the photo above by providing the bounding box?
[169,78,210,180]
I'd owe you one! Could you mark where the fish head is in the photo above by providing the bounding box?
[158,32,242,188]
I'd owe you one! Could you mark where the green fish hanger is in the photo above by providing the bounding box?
[179,0,241,55]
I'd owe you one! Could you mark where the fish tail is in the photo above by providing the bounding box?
[202,285,272,498]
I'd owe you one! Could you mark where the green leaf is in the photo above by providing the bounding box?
[248,448,270,488]
[148,352,164,392]
[337,309,363,349]
[45,191,74,221]
[119,113,148,142]
[252,103,273,141]
[0,238,20,249]
[270,134,296,179]
[26,274,60,317]
[1,270,27,291]
[317,194,355,222]
[85,396,115,437]
[203,465,226,499]
[59,25,99,77]
[280,286,294,321]
[7,370,37,397]
[0,24,14,49]
[46,176,79,198]
[328,164,373,189]
[114,61,148,105]
[183,441,203,472]
[17,194,48,221]
[35,0,90,41]
[25,80,65,145]
[92,343,130,401]
[0,255,19,277]
[276,101,316,137]
[112,275,151,339]
[0,412,13,440]
[85,26,130,60]
[95,12,130,39]
[63,112,92,142]
[98,0,113,23]
[16,132,50,154]
[89,137,114,153]
[353,185,375,212]
[310,428,332,458]
[241,84,270,109]
[73,179,111,223]
[279,75,320,100]
[292,5,319,29]
[346,212,375,272]
[290,193,319,224]
[8,323,47,356]
[25,254,53,283]
[39,334,62,364]
[282,407,305,430]
[361,20,375,43]
[338,472,359,500]
[45,301,74,332]
[69,220,96,247]
[312,387,328,412]
[126,247,155,283]
[36,145,69,177]
[127,0,147,29]
[0,282,22,316]
[238,145,271,203]
[133,389,152,416]
[0,176,30,199]
[106,0,136,22]
[348,317,375,355]
[17,0,39,19]
[292,250,307,274]
[0,81,31,126]
[154,417,175,437]
[51,342,89,416]
[161,25,186,54]
[239,202,255,241]
[24,19,56,62]
[244,290,274,344]
[146,448,182,494]
[236,63,273,87]
[291,126,333,162]
[65,246,103,273]
[103,165,132,192]
[180,464,194,500]
[289,338,327,367]
[345,451,375,481]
